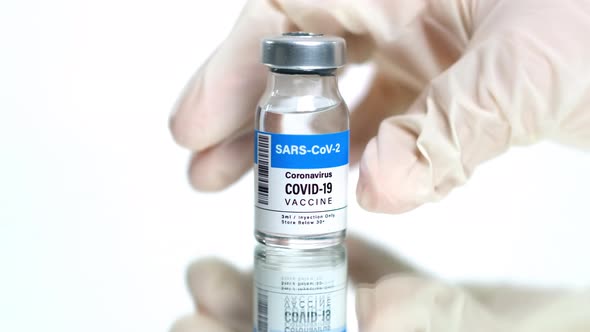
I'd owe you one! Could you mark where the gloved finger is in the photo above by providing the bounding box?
[188,131,253,191]
[346,235,420,285]
[349,72,418,164]
[170,0,284,151]
[346,1,470,163]
[170,314,236,332]
[356,275,512,332]
[186,258,252,332]
[355,1,590,213]
[373,1,469,91]
[356,38,526,213]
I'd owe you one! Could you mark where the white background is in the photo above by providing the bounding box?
[1,0,589,331]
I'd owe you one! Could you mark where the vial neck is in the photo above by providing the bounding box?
[265,71,341,99]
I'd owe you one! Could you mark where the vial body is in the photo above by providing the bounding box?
[254,72,349,248]
[253,244,347,332]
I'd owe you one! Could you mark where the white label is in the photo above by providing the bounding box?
[254,264,347,332]
[255,131,349,236]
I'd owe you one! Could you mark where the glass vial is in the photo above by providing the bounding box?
[254,32,349,248]
[253,244,347,332]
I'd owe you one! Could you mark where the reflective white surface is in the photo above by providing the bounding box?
[1,0,590,331]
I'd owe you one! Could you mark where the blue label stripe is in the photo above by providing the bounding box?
[255,130,349,169]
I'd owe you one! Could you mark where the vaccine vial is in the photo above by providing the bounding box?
[253,244,347,332]
[254,32,349,248]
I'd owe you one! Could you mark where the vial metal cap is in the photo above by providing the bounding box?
[261,32,346,71]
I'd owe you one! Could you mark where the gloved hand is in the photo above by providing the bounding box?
[170,0,590,213]
[169,236,590,332]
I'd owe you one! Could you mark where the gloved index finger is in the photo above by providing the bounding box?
[170,0,284,152]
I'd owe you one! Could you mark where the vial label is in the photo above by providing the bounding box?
[254,262,347,332]
[254,130,349,236]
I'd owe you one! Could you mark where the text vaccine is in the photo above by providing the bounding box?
[253,244,347,332]
[254,32,349,248]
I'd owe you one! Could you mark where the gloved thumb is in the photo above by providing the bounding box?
[356,39,538,213]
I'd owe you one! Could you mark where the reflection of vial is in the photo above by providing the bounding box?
[254,32,349,248]
[253,244,347,332]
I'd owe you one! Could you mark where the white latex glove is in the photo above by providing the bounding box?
[170,0,590,213]
[170,237,590,332]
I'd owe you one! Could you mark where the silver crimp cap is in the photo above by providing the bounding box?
[262,32,346,70]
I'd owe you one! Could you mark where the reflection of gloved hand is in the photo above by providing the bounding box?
[170,237,589,332]
[170,0,590,213]
[355,278,589,332]
[171,237,416,332]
